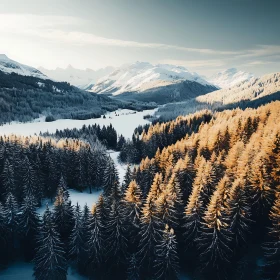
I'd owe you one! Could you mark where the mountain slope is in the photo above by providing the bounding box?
[208,68,254,89]
[157,72,280,120]
[90,62,216,103]
[38,65,115,89]
[0,54,47,79]
[198,72,279,105]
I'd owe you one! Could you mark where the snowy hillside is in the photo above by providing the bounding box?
[91,61,212,95]
[0,54,47,79]
[208,68,254,89]
[39,65,115,89]
[197,72,280,105]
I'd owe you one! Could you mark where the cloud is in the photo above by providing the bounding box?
[240,45,280,58]
[0,14,240,55]
[158,59,225,68]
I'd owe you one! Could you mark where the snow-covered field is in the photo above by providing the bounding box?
[0,108,157,139]
[37,189,102,215]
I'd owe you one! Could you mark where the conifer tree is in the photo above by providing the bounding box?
[262,195,280,279]
[122,164,132,192]
[197,186,232,279]
[1,159,15,196]
[69,204,87,273]
[53,186,74,245]
[154,225,179,280]
[22,156,39,203]
[138,189,163,277]
[104,180,127,273]
[122,180,142,250]
[0,202,9,266]
[127,254,140,280]
[19,195,41,261]
[225,179,252,247]
[34,205,68,280]
[87,198,105,278]
[103,157,119,197]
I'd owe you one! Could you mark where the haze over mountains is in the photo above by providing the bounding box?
[38,65,115,89]
[208,68,255,89]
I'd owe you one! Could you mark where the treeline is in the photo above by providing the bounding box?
[0,70,156,124]
[0,135,110,204]
[119,110,213,163]
[41,123,120,150]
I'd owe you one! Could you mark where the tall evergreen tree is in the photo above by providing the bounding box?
[262,195,280,279]
[34,205,68,280]
[19,195,41,261]
[69,204,87,273]
[154,225,179,280]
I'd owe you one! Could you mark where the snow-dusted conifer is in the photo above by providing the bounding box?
[33,205,68,280]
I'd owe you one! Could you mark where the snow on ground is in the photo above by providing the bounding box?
[37,189,102,215]
[0,261,87,280]
[108,150,127,183]
[0,108,157,139]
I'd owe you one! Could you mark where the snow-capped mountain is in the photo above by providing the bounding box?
[208,68,254,89]
[198,72,280,105]
[39,65,115,89]
[91,62,213,96]
[0,54,47,79]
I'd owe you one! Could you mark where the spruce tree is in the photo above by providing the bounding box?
[53,186,74,245]
[103,157,119,197]
[33,205,68,280]
[0,202,9,266]
[262,195,280,279]
[87,198,105,278]
[69,203,87,273]
[122,180,142,251]
[127,254,140,280]
[154,225,179,280]
[197,186,232,279]
[19,195,41,261]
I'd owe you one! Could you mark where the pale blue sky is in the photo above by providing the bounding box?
[0,0,279,76]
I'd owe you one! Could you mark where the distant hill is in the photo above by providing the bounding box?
[0,70,154,124]
[157,72,280,120]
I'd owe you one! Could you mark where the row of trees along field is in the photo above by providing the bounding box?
[0,101,279,280]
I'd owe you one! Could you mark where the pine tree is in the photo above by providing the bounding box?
[120,180,142,254]
[1,159,15,196]
[103,157,119,197]
[53,186,74,245]
[122,164,132,192]
[104,180,127,274]
[154,225,179,280]
[87,198,105,278]
[19,195,41,261]
[262,193,280,279]
[33,205,68,280]
[138,189,163,278]
[225,179,253,247]
[22,156,39,203]
[0,202,9,266]
[197,186,232,279]
[127,254,140,280]
[69,204,87,273]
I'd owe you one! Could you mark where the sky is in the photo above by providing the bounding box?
[0,0,279,76]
